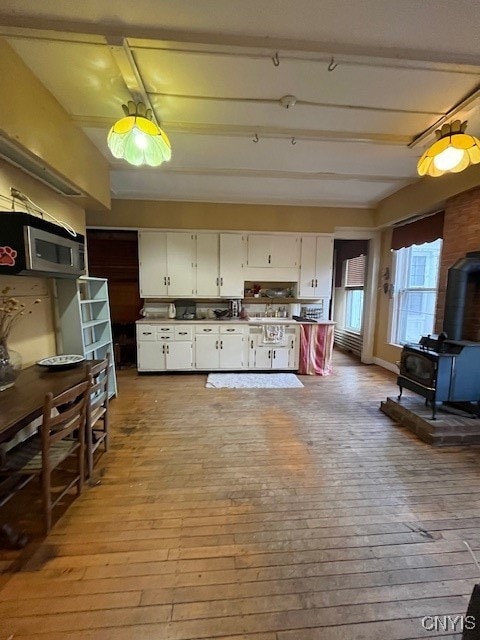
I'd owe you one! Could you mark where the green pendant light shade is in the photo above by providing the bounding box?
[107,101,172,167]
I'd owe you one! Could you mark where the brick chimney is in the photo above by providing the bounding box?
[435,186,480,340]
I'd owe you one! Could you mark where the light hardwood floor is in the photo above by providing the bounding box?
[1,350,479,639]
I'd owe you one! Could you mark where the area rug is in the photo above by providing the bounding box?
[205,373,304,389]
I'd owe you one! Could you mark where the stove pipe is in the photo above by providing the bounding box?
[443,251,480,341]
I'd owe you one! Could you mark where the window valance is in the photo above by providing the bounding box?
[390,211,444,251]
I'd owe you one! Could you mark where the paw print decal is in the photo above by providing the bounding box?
[0,246,17,267]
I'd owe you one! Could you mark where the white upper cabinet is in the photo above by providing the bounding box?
[196,233,220,297]
[298,236,334,299]
[166,233,195,297]
[247,235,298,268]
[219,233,244,298]
[138,231,167,297]
[138,231,195,297]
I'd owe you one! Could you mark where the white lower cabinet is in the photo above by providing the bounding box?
[137,322,299,371]
[137,324,193,371]
[195,326,245,369]
[248,326,298,370]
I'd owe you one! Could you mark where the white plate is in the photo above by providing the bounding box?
[37,355,85,368]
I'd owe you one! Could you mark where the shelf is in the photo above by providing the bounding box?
[243,297,296,304]
[84,338,112,354]
[57,277,117,398]
[80,298,107,304]
[82,318,109,329]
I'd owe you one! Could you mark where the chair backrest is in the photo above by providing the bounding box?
[41,377,91,450]
[86,355,110,418]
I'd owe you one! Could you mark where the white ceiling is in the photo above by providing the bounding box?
[1,0,480,209]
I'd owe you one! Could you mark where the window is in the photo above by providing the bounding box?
[391,239,442,345]
[345,255,366,333]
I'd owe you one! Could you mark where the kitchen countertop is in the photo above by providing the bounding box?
[136,318,335,325]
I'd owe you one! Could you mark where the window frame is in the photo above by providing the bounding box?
[389,239,442,347]
[343,255,366,334]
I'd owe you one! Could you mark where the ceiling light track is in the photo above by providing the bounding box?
[409,86,480,148]
[148,91,441,117]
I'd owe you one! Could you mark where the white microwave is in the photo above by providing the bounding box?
[0,212,85,278]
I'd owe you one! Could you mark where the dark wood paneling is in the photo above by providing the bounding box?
[86,230,141,324]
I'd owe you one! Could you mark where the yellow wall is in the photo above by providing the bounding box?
[0,161,86,367]
[87,199,375,232]
[0,38,110,211]
[375,164,480,228]
[372,228,401,365]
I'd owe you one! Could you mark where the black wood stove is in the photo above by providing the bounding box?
[397,251,480,420]
[397,336,480,419]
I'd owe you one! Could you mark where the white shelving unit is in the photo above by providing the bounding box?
[56,276,117,398]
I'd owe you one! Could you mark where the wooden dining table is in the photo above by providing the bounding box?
[0,361,98,443]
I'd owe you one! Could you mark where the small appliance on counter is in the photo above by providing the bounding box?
[175,299,197,320]
[228,299,241,317]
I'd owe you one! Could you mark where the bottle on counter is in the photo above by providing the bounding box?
[168,303,176,319]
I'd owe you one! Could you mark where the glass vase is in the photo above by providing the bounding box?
[0,341,22,391]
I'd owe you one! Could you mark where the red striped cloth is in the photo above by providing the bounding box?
[298,324,334,376]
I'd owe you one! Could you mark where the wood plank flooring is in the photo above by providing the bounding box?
[2,351,480,639]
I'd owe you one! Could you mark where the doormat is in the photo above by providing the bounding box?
[205,373,304,389]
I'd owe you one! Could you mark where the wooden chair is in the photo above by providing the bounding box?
[0,378,90,534]
[85,355,110,479]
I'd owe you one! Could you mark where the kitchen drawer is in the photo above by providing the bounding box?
[219,325,246,335]
[195,324,219,334]
[137,325,157,341]
[175,325,193,340]
[156,326,174,335]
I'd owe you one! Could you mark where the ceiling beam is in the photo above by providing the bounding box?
[1,16,480,73]
[111,164,411,183]
[409,85,480,148]
[73,115,411,146]
[106,37,162,126]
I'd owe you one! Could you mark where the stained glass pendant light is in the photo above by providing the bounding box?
[417,120,480,177]
[107,101,172,166]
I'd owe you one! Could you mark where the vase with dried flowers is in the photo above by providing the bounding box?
[0,286,41,391]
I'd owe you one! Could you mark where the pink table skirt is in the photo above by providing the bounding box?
[298,323,334,376]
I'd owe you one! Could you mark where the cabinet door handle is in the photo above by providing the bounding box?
[179,331,188,335]
[291,340,294,349]
[315,279,318,287]
[168,276,171,285]
[273,350,276,359]
[216,277,219,286]
[142,332,152,335]
[220,340,223,349]
[164,276,167,286]
[162,344,165,354]
[311,279,315,287]
[226,328,235,332]
[204,328,212,332]
[220,277,223,286]
[160,328,170,331]
[250,339,254,348]
[166,345,169,354]
[268,350,271,359]
[268,254,271,264]
[160,336,171,340]
[215,340,219,349]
